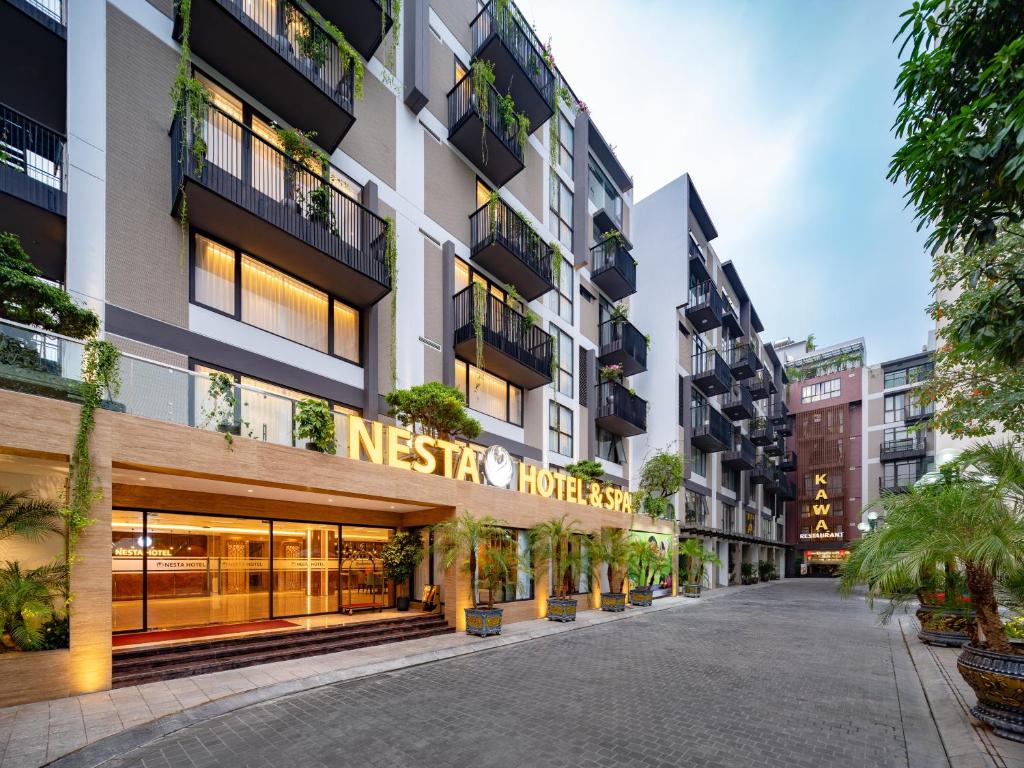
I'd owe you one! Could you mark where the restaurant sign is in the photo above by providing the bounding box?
[344,416,634,514]
[799,473,843,541]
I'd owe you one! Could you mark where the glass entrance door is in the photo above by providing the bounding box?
[272,521,340,617]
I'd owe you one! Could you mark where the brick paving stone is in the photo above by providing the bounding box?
[96,581,913,767]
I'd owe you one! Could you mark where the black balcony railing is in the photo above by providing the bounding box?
[750,419,775,446]
[691,348,732,397]
[453,285,553,387]
[595,380,647,437]
[727,339,760,379]
[880,475,920,494]
[779,450,798,472]
[590,235,637,301]
[305,0,394,60]
[749,369,774,400]
[691,403,732,452]
[880,436,927,461]
[448,73,525,187]
[775,415,794,437]
[768,398,788,425]
[751,460,773,486]
[171,105,390,300]
[903,403,935,424]
[774,471,796,500]
[469,196,553,300]
[0,103,66,193]
[470,1,555,126]
[764,435,785,457]
[685,280,724,330]
[722,434,756,471]
[721,382,754,422]
[598,319,647,377]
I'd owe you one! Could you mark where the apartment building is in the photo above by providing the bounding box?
[631,175,790,589]
[0,0,684,706]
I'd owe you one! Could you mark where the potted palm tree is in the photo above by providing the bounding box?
[627,538,671,606]
[380,531,424,611]
[679,537,722,597]
[589,527,630,611]
[528,514,587,622]
[740,562,757,585]
[432,512,512,636]
[840,442,1024,742]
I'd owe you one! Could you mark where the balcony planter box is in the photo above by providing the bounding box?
[100,400,127,414]
[629,586,654,606]
[216,421,242,437]
[916,605,975,648]
[465,607,503,637]
[683,583,702,598]
[546,597,577,622]
[600,592,626,612]
[958,645,1024,742]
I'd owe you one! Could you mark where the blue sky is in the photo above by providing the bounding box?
[515,0,933,364]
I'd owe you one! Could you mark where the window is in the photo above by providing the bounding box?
[475,179,492,210]
[588,158,621,226]
[478,529,532,604]
[549,175,573,249]
[454,360,523,426]
[801,378,840,404]
[596,427,625,464]
[191,234,361,364]
[884,362,933,389]
[684,490,708,526]
[884,460,921,488]
[884,393,905,424]
[548,401,573,457]
[722,468,738,493]
[690,389,707,429]
[722,503,736,533]
[883,426,917,446]
[546,255,573,324]
[551,324,573,398]
[556,113,573,176]
[691,447,707,478]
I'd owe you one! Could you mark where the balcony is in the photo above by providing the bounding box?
[688,239,711,283]
[598,320,647,377]
[0,0,66,132]
[171,105,390,308]
[775,414,794,437]
[453,286,553,389]
[748,369,774,401]
[691,348,732,397]
[685,280,724,331]
[722,435,755,471]
[779,450,798,472]
[469,197,553,301]
[306,0,393,60]
[690,404,732,453]
[721,295,742,336]
[774,472,796,501]
[589,235,637,301]
[750,460,773,486]
[720,382,753,422]
[0,104,66,282]
[750,419,775,447]
[880,475,918,494]
[769,399,788,426]
[175,0,356,152]
[904,404,935,425]
[594,381,647,438]
[880,436,927,462]
[470,1,554,133]
[727,340,760,380]
[764,435,785,457]
[448,73,525,188]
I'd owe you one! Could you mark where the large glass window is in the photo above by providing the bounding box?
[684,490,708,526]
[454,359,523,426]
[691,446,707,478]
[273,522,340,617]
[111,509,145,633]
[801,379,840,404]
[551,324,573,398]
[885,460,921,488]
[192,234,361,364]
[546,256,573,324]
[597,427,625,464]
[549,175,573,249]
[884,362,933,389]
[557,113,573,176]
[884,393,905,424]
[549,401,573,457]
[478,529,532,605]
[588,158,622,225]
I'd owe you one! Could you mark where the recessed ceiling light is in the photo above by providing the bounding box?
[247,489,253,493]
[138,477,146,481]
[328,498,334,503]
[389,504,396,509]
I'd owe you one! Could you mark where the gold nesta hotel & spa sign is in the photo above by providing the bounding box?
[345,416,634,514]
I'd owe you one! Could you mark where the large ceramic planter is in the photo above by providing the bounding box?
[465,607,503,637]
[957,644,1024,742]
[683,583,702,598]
[629,586,654,607]
[916,605,975,648]
[547,598,577,622]
[600,592,625,612]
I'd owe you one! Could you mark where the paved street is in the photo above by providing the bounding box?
[96,581,913,768]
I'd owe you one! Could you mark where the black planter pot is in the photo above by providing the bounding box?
[396,596,410,612]
[547,597,577,622]
[465,607,503,637]
[629,586,654,607]
[600,592,626,612]
[958,644,1024,742]
[916,605,975,648]
[683,583,702,598]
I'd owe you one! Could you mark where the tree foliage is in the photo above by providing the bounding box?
[889,0,1024,255]
[635,449,684,520]
[0,233,99,339]
[385,381,481,441]
[564,459,605,486]
[921,225,1024,437]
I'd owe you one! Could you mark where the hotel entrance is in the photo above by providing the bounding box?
[112,510,395,634]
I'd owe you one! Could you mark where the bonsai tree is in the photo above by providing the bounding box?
[380,531,424,610]
[636,449,684,520]
[527,514,587,601]
[385,381,481,441]
[294,398,337,454]
[0,490,63,544]
[0,560,67,651]
[679,537,722,587]
[589,526,630,594]
[565,459,605,487]
[0,232,99,339]
[432,511,511,610]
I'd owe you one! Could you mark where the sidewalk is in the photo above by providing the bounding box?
[0,586,761,768]
[898,615,1024,768]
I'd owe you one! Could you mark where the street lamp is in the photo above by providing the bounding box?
[857,521,870,533]
[867,511,879,522]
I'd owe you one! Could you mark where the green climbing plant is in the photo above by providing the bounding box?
[303,4,365,100]
[66,340,121,563]
[385,216,398,389]
[496,92,529,155]
[550,242,563,287]
[383,0,402,73]
[472,280,487,373]
[471,59,496,164]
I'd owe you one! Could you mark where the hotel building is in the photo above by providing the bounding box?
[0,0,783,706]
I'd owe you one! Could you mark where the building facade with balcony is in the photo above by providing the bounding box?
[630,174,788,591]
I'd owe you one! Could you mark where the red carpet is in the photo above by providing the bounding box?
[113,619,298,647]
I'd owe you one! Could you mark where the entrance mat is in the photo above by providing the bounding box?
[113,620,298,647]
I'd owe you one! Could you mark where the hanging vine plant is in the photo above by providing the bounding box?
[385,216,398,389]
[66,340,121,563]
[471,59,496,163]
[550,242,562,287]
[472,280,487,373]
[487,187,500,233]
[383,0,402,73]
[496,92,530,156]
[303,4,365,100]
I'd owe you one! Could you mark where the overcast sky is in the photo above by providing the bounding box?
[515,0,933,364]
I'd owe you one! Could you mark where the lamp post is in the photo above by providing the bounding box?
[859,511,881,535]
